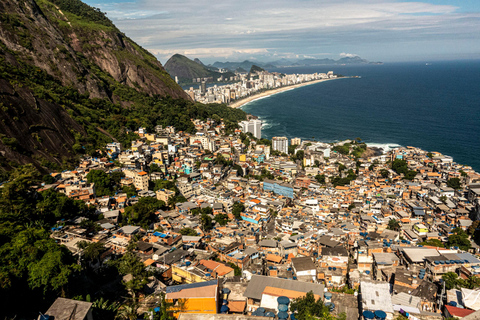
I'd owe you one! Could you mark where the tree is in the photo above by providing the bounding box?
[391,159,417,181]
[380,169,389,178]
[448,228,471,251]
[314,174,326,184]
[232,164,244,177]
[43,174,55,184]
[122,197,166,228]
[447,178,461,190]
[388,219,401,231]
[232,202,245,220]
[200,213,213,231]
[77,240,106,265]
[467,220,480,236]
[290,291,330,320]
[114,247,149,299]
[179,228,197,236]
[288,144,298,155]
[442,272,464,290]
[151,292,175,320]
[149,163,162,173]
[214,213,229,226]
[86,169,113,196]
[418,239,444,248]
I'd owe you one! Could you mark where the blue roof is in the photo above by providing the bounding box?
[457,253,480,264]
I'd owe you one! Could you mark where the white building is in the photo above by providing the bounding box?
[239,119,262,139]
[272,136,288,154]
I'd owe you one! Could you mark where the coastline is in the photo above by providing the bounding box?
[228,77,343,109]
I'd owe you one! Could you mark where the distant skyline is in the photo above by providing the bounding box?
[82,0,480,64]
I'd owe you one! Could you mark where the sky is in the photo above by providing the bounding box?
[82,0,480,64]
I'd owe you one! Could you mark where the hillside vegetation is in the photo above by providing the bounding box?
[164,54,235,85]
[0,0,246,174]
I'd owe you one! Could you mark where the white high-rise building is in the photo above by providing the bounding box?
[272,136,289,154]
[239,119,262,139]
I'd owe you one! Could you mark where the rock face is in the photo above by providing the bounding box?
[0,0,187,100]
[0,0,189,170]
[164,54,235,83]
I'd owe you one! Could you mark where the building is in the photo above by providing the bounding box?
[239,119,262,139]
[292,256,317,282]
[135,171,149,190]
[43,297,93,320]
[166,280,220,317]
[263,179,294,198]
[156,189,175,203]
[291,137,301,146]
[272,136,288,154]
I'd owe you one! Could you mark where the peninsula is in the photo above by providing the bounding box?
[184,69,341,107]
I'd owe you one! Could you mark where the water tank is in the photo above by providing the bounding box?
[278,304,288,312]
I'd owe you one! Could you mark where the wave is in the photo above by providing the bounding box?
[259,118,280,130]
[366,143,402,153]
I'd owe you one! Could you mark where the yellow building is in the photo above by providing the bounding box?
[239,154,246,162]
[134,171,149,190]
[156,189,175,203]
[166,280,219,318]
[171,264,207,284]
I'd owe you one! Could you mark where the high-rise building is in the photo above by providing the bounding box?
[291,137,302,146]
[239,119,262,139]
[272,136,289,154]
[201,81,206,94]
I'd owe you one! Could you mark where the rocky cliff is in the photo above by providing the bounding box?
[0,0,193,171]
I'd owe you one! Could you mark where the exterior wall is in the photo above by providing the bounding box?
[172,265,205,284]
[170,297,217,318]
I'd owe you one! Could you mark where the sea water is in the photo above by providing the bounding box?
[241,60,480,171]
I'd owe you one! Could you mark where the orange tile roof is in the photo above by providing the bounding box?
[166,285,217,299]
[266,254,282,263]
[138,171,148,176]
[144,259,155,266]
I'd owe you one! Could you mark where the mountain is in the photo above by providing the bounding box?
[249,65,265,74]
[164,54,236,84]
[211,60,269,72]
[212,56,382,70]
[193,58,204,66]
[0,0,245,173]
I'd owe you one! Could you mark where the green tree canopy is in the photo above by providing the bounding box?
[448,228,471,251]
[447,178,461,190]
[232,202,245,220]
[122,197,166,228]
[179,228,198,236]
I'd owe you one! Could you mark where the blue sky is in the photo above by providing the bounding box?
[82,0,480,64]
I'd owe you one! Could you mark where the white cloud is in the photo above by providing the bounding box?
[340,53,359,58]
[83,0,480,62]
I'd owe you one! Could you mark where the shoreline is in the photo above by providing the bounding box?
[228,77,344,109]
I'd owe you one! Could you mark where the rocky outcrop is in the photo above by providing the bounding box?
[0,0,190,170]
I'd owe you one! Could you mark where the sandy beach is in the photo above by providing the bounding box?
[228,77,340,109]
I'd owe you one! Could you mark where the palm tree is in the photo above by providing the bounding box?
[116,299,139,320]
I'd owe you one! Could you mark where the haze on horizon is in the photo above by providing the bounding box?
[82,0,480,64]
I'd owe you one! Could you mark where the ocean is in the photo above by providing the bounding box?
[241,60,480,172]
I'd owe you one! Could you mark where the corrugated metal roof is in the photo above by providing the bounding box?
[244,275,324,300]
